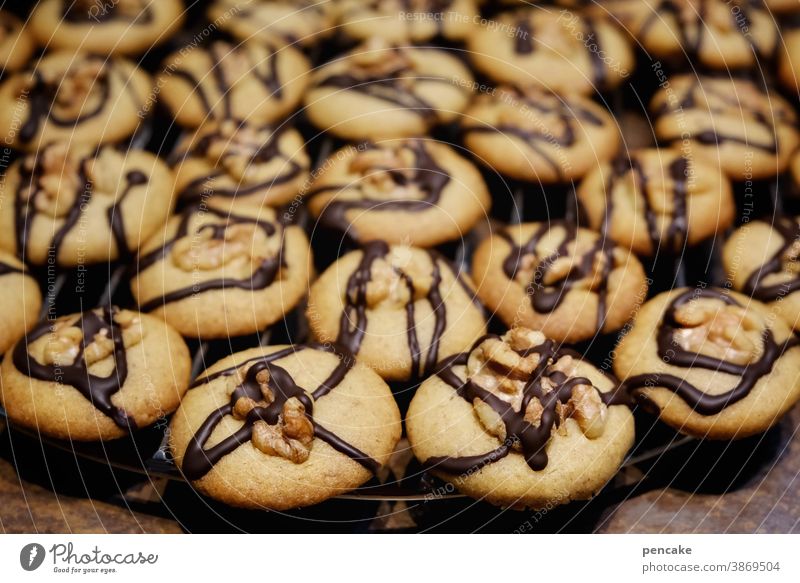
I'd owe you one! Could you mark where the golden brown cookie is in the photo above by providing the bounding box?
[462,85,621,182]
[0,142,176,267]
[650,74,799,181]
[304,39,474,141]
[466,8,634,95]
[0,51,151,151]
[0,10,35,73]
[407,328,635,509]
[307,242,487,381]
[1,307,190,441]
[472,221,648,343]
[779,26,800,94]
[614,287,800,439]
[171,118,310,208]
[131,200,313,339]
[0,251,41,356]
[169,343,401,510]
[305,138,490,247]
[158,40,310,128]
[577,148,735,257]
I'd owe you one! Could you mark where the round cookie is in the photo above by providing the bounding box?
[779,26,800,94]
[336,0,479,43]
[0,10,35,73]
[406,328,635,509]
[208,0,335,47]
[723,216,800,331]
[132,199,313,339]
[169,343,401,510]
[650,74,799,181]
[0,51,152,151]
[598,0,777,70]
[462,85,621,182]
[577,148,735,257]
[171,118,310,208]
[0,142,176,267]
[614,287,800,439]
[466,8,634,95]
[304,39,474,141]
[158,40,310,128]
[307,242,487,381]
[29,0,185,56]
[472,221,648,343]
[767,0,800,11]
[0,307,191,441]
[0,252,41,356]
[305,138,491,247]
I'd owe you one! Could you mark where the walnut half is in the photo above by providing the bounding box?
[250,397,314,464]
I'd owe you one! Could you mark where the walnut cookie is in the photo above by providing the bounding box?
[171,118,310,208]
[304,39,474,141]
[466,8,634,95]
[169,344,401,510]
[29,0,184,56]
[472,221,648,343]
[131,199,313,339]
[305,139,490,247]
[577,148,735,257]
[158,40,310,128]
[0,307,190,441]
[461,85,620,183]
[0,10,35,73]
[0,142,176,267]
[0,251,41,356]
[614,288,800,439]
[0,51,151,151]
[406,328,635,509]
[723,216,800,331]
[307,242,486,381]
[650,74,800,181]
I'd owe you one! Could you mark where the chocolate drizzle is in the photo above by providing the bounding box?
[616,288,800,415]
[136,205,285,312]
[181,344,381,480]
[424,335,623,474]
[12,306,136,430]
[742,217,800,301]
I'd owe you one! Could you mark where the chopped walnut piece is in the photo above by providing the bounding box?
[233,396,260,420]
[42,324,83,366]
[171,221,277,275]
[250,397,314,464]
[46,59,107,119]
[566,384,607,439]
[523,398,543,428]
[21,144,81,218]
[473,398,506,442]
[362,251,433,309]
[255,368,275,404]
[281,397,314,445]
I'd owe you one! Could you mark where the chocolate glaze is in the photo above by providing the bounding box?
[136,205,285,312]
[181,344,381,480]
[615,288,800,415]
[0,261,24,277]
[424,335,624,474]
[743,217,800,301]
[12,306,136,430]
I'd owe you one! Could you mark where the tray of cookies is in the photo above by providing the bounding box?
[1,0,799,532]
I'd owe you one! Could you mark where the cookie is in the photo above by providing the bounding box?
[305,138,491,247]
[650,74,799,181]
[0,10,35,73]
[0,51,151,151]
[472,221,648,343]
[336,0,478,43]
[779,26,800,94]
[576,148,735,257]
[131,199,313,339]
[307,242,487,381]
[171,118,310,208]
[169,343,401,510]
[208,0,335,47]
[614,287,800,439]
[461,85,620,182]
[0,252,41,356]
[466,8,634,95]
[768,0,800,12]
[0,142,176,267]
[0,307,191,441]
[598,0,777,70]
[406,328,634,509]
[304,39,474,141]
[158,40,310,128]
[29,0,184,56]
[723,216,800,331]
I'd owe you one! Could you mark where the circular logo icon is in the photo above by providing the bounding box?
[19,543,46,571]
